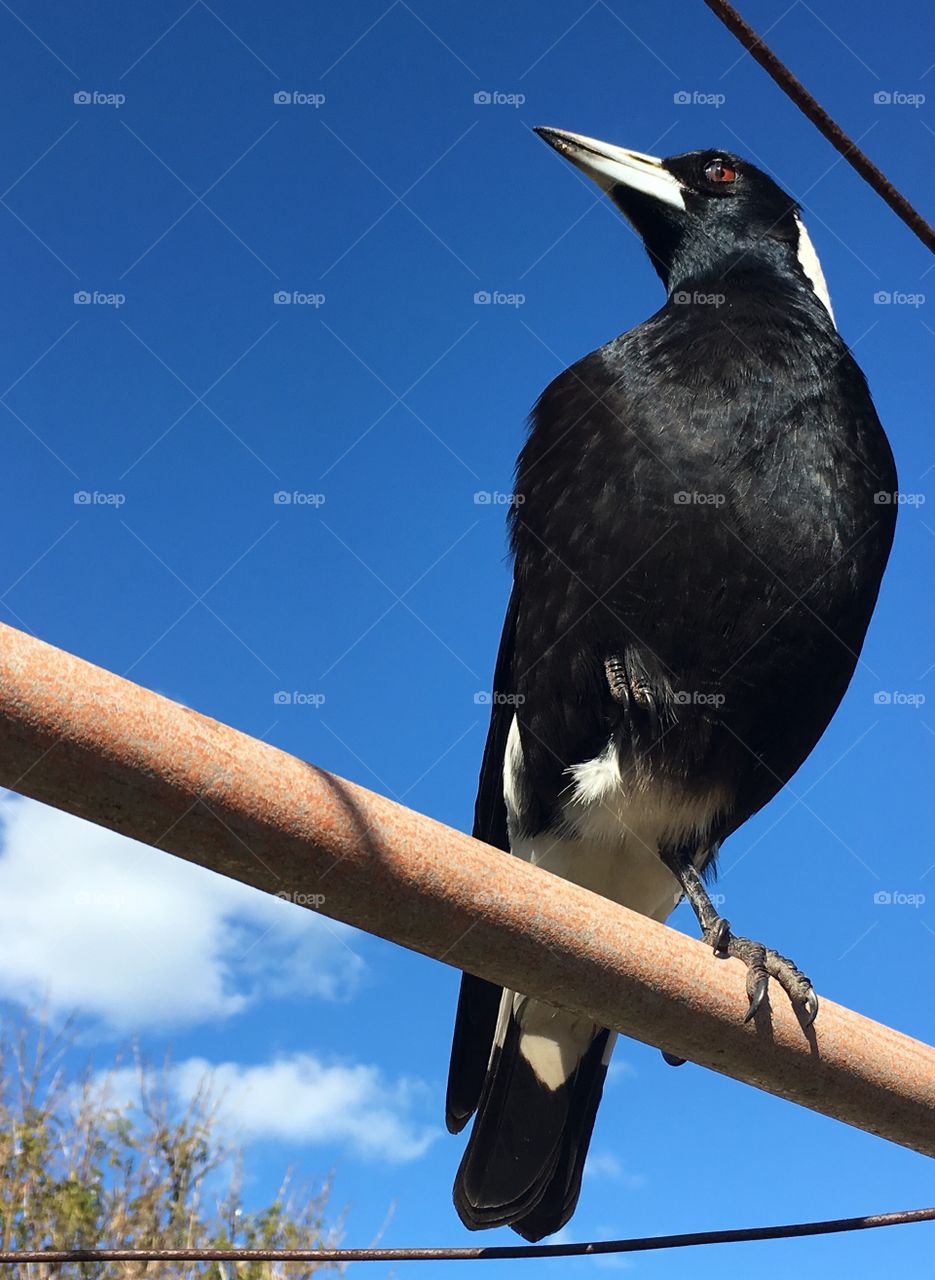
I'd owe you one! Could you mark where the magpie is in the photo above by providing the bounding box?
[446,127,897,1241]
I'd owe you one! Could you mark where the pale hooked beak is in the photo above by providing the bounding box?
[534,126,685,211]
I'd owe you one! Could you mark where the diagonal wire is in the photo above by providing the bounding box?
[704,0,935,253]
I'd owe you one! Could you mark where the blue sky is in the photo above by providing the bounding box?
[1,0,934,1273]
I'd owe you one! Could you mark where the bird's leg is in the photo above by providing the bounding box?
[666,858,819,1028]
[672,861,731,952]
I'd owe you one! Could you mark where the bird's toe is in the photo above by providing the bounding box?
[764,948,818,1027]
[712,930,818,1027]
[703,915,732,955]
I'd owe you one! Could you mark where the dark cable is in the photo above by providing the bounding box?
[703,0,935,254]
[1,1206,933,1264]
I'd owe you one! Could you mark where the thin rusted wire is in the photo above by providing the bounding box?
[704,0,935,254]
[1,1206,933,1264]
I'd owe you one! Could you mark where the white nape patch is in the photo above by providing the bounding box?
[794,214,835,324]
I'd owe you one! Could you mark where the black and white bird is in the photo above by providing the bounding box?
[446,127,897,1241]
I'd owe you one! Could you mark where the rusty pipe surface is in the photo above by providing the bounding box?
[0,620,932,1155]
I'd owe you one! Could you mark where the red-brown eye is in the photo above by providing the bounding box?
[704,158,736,184]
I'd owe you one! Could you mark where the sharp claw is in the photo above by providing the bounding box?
[709,917,731,954]
[744,972,769,1023]
[802,988,819,1027]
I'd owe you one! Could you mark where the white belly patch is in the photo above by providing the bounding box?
[503,718,727,922]
[496,716,728,1090]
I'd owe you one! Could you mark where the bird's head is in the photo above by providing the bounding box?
[534,126,833,320]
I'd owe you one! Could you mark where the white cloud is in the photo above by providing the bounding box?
[0,793,364,1030]
[605,1058,635,1083]
[95,1052,438,1163]
[543,1226,575,1245]
[584,1152,645,1188]
[585,1152,624,1179]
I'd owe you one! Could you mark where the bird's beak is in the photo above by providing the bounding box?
[534,126,685,211]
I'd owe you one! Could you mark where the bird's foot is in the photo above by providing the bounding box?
[703,915,818,1026]
[604,656,628,704]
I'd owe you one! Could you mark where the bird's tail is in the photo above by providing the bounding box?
[452,989,613,1241]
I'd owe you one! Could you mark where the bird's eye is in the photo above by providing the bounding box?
[704,158,737,184]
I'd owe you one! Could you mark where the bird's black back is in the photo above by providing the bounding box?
[503,265,896,842]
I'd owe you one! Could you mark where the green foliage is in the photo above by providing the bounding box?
[0,1016,342,1277]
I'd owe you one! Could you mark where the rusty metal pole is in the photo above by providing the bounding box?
[0,619,932,1155]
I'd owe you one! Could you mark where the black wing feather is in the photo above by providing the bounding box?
[445,583,518,1134]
